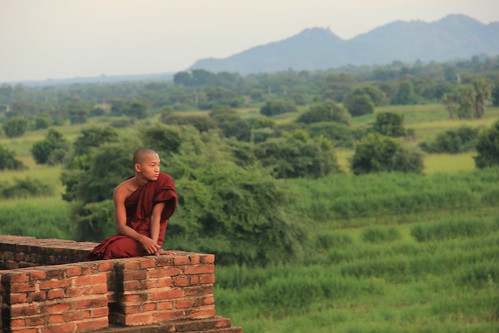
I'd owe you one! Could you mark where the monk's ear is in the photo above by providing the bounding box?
[134,163,141,173]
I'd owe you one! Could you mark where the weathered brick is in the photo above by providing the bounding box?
[39,322,75,333]
[29,270,47,281]
[173,256,190,266]
[10,318,27,327]
[76,317,108,332]
[27,291,47,302]
[200,254,215,264]
[10,282,36,293]
[184,264,215,275]
[148,267,180,278]
[74,274,106,286]
[122,270,147,280]
[173,276,189,287]
[6,272,28,283]
[47,289,65,299]
[9,293,28,304]
[64,266,82,277]
[150,288,183,300]
[97,261,114,272]
[28,316,46,326]
[143,302,157,311]
[38,279,71,290]
[157,300,174,310]
[190,255,200,265]
[90,307,109,318]
[175,298,192,309]
[123,312,154,326]
[200,273,215,284]
[140,258,156,269]
[122,293,149,303]
[92,284,107,294]
[184,285,213,297]
[42,302,72,313]
[74,297,107,309]
[153,310,185,322]
[10,304,39,317]
[47,313,64,323]
[186,306,216,319]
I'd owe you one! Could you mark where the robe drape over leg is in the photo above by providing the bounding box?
[86,173,177,261]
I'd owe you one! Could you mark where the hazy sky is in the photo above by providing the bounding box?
[1,0,498,83]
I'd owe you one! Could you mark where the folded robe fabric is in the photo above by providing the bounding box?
[86,173,177,260]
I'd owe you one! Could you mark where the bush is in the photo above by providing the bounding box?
[31,128,70,165]
[420,126,479,154]
[2,116,28,138]
[0,144,25,170]
[475,120,499,168]
[372,112,406,137]
[351,133,423,175]
[410,218,496,242]
[344,93,375,116]
[306,121,358,147]
[362,227,401,243]
[0,177,53,199]
[260,100,297,116]
[297,100,350,125]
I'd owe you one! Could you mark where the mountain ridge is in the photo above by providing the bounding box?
[190,14,499,74]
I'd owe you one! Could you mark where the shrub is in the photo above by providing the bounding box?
[475,120,499,168]
[297,100,350,125]
[31,128,70,165]
[260,100,297,116]
[0,177,53,199]
[372,112,406,137]
[419,126,479,153]
[351,133,423,175]
[0,144,25,170]
[306,121,358,147]
[344,93,375,116]
[2,116,28,138]
[362,227,401,243]
[410,219,495,242]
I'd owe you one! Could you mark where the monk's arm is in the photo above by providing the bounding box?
[113,187,160,255]
[150,202,165,246]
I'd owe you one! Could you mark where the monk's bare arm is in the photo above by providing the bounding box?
[113,185,160,254]
[150,202,165,246]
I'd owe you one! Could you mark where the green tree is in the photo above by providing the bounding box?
[419,126,479,154]
[372,112,406,137]
[260,100,297,116]
[0,144,25,170]
[2,116,28,138]
[475,120,499,168]
[351,133,423,175]
[34,113,52,129]
[344,93,375,117]
[472,78,493,118]
[392,81,415,105]
[31,128,70,165]
[297,100,350,125]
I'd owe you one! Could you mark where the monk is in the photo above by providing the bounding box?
[87,148,177,260]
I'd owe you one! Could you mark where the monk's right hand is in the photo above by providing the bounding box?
[140,236,161,254]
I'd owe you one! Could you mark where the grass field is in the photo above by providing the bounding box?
[0,103,498,332]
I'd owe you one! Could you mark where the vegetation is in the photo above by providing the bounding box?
[0,55,498,332]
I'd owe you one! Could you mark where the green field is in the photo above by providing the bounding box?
[0,103,498,332]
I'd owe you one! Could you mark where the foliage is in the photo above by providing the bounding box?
[260,99,297,116]
[419,126,480,154]
[209,105,251,141]
[351,133,423,175]
[2,116,28,138]
[344,93,375,116]
[31,128,70,165]
[0,177,53,199]
[306,121,358,147]
[34,113,51,129]
[475,120,499,168]
[253,132,340,178]
[443,78,493,119]
[391,80,415,105]
[372,112,406,137]
[297,100,350,125]
[0,144,26,170]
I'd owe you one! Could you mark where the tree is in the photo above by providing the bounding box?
[372,112,406,137]
[297,100,350,125]
[0,144,25,170]
[34,113,52,129]
[443,78,493,119]
[31,128,70,165]
[344,93,375,117]
[419,126,479,154]
[475,120,499,168]
[472,78,493,118]
[2,116,28,138]
[492,82,499,107]
[260,100,297,116]
[392,81,415,105]
[351,133,423,175]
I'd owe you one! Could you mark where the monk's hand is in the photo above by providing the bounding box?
[140,236,161,254]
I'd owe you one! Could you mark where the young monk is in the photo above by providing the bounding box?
[87,148,177,260]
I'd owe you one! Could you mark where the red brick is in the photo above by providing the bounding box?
[153,310,184,322]
[10,304,39,316]
[76,317,108,332]
[74,274,106,286]
[122,304,141,314]
[200,274,215,284]
[122,270,147,280]
[173,256,190,265]
[38,279,72,290]
[29,270,47,281]
[47,313,64,323]
[190,255,200,265]
[10,282,36,293]
[122,293,148,303]
[43,302,72,313]
[184,264,214,275]
[173,276,189,287]
[91,307,109,318]
[175,298,192,309]
[200,254,215,264]
[123,312,154,326]
[186,307,216,319]
[92,284,107,294]
[97,261,114,272]
[28,291,47,302]
[74,297,107,309]
[122,261,140,270]
[148,267,180,278]
[64,266,82,277]
[9,293,28,304]
[157,300,174,310]
[67,288,83,297]
[6,272,28,283]
[10,318,27,327]
[184,285,213,296]
[140,258,156,268]
[9,329,37,333]
[63,311,84,321]
[154,256,174,267]
[47,289,65,299]
[123,280,141,291]
[150,288,183,300]
[40,322,75,333]
[203,296,215,305]
[190,275,200,285]
[28,316,45,326]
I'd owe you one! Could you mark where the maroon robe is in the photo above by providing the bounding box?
[86,173,177,260]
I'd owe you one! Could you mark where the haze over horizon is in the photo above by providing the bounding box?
[1,0,498,83]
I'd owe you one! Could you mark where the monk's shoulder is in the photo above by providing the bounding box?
[114,178,136,200]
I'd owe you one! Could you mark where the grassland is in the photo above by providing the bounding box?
[0,103,498,332]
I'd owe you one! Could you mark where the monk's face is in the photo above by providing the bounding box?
[137,153,161,181]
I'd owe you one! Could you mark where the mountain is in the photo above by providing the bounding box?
[190,14,499,74]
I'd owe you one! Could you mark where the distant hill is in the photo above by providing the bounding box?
[190,14,499,74]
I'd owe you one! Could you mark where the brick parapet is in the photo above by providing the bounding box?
[0,235,242,333]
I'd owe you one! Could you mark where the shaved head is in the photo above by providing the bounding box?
[133,148,159,165]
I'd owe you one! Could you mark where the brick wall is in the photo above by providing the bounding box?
[0,235,242,333]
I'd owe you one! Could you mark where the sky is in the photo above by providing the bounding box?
[1,0,498,83]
